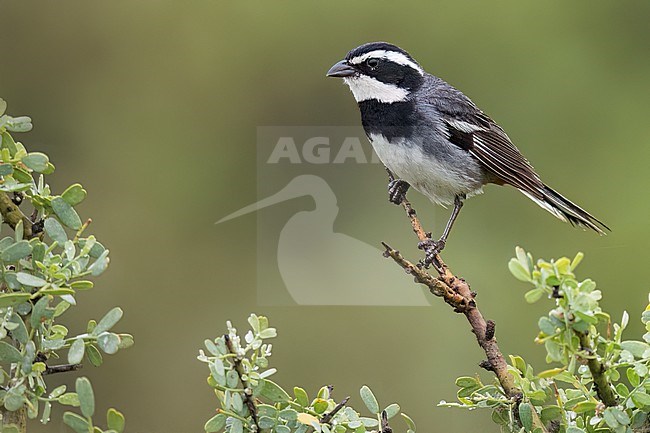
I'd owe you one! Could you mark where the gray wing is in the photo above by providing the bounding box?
[420,81,546,200]
[416,78,609,234]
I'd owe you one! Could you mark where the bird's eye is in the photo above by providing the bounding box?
[366,58,379,69]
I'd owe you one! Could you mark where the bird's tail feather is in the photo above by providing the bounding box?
[519,186,609,235]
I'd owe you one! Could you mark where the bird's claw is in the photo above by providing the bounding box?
[417,238,446,268]
[388,179,410,205]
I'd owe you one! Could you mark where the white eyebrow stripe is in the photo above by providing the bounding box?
[348,50,424,75]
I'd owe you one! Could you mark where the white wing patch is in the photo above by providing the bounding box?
[348,50,424,76]
[444,118,486,133]
[342,75,409,103]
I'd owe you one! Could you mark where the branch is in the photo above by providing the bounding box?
[320,396,349,424]
[577,332,618,407]
[224,334,260,432]
[0,191,35,239]
[382,194,519,398]
[0,407,26,432]
[380,411,392,433]
[44,363,82,375]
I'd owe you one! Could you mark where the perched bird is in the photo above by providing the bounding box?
[326,42,608,259]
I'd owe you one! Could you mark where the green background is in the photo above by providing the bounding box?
[1,1,649,432]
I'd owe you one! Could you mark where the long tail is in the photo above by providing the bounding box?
[520,185,610,235]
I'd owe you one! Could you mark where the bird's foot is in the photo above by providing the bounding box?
[417,238,446,268]
[388,179,410,205]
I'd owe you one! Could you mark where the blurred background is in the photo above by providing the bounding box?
[2,1,649,431]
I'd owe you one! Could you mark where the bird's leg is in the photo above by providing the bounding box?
[418,194,465,267]
[387,179,410,205]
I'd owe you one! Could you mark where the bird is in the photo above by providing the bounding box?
[326,41,608,261]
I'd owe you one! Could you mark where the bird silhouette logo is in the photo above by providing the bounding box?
[217,174,430,306]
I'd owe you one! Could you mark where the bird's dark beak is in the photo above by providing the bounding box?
[326,60,356,78]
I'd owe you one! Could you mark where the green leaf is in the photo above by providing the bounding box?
[258,404,277,418]
[97,333,120,354]
[5,116,32,132]
[620,341,649,358]
[0,341,23,363]
[88,249,110,276]
[44,217,68,244]
[248,314,260,333]
[117,333,134,349]
[259,328,277,339]
[360,385,379,414]
[384,403,400,419]
[524,288,544,303]
[3,388,26,411]
[573,401,597,413]
[515,246,529,269]
[22,152,49,172]
[51,197,82,230]
[86,344,103,367]
[518,402,533,431]
[8,313,28,344]
[294,387,309,407]
[62,183,87,206]
[30,295,53,328]
[1,132,18,154]
[631,391,650,408]
[231,418,243,433]
[570,252,584,270]
[107,408,125,433]
[204,413,226,432]
[603,408,619,428]
[68,338,85,364]
[508,258,531,282]
[616,383,630,397]
[0,163,13,176]
[455,377,479,388]
[1,240,32,262]
[611,407,630,425]
[360,417,379,427]
[71,281,94,290]
[627,368,640,387]
[400,413,416,431]
[538,317,557,335]
[226,370,239,388]
[16,272,47,287]
[258,416,275,429]
[59,392,80,407]
[63,412,90,433]
[537,368,564,378]
[313,398,328,414]
[279,408,298,421]
[231,392,243,412]
[41,401,52,424]
[0,292,30,308]
[258,379,290,402]
[93,307,123,335]
[76,377,95,418]
[0,99,6,116]
[540,406,562,423]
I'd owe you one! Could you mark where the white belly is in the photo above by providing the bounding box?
[369,133,483,206]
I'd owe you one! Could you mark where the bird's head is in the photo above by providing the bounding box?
[326,42,425,104]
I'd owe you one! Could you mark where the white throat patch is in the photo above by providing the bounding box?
[342,75,409,103]
[348,50,424,76]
